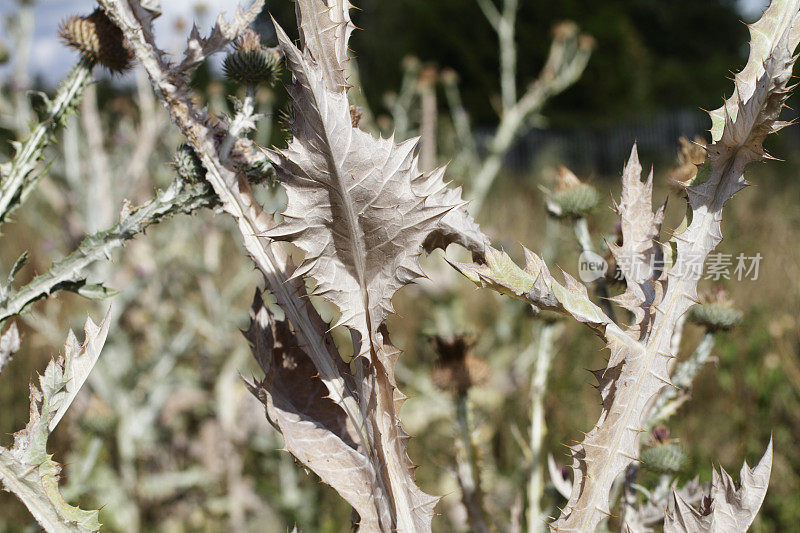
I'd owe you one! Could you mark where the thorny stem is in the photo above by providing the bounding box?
[455,391,490,533]
[0,58,94,227]
[572,217,616,322]
[0,179,216,324]
[619,328,711,527]
[527,321,560,533]
[97,0,378,512]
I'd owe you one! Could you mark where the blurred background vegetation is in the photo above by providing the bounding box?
[2,0,799,531]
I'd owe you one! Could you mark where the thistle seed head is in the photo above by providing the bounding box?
[431,334,489,394]
[59,9,133,73]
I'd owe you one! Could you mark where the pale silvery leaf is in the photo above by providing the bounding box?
[664,440,773,533]
[295,0,354,93]
[265,20,454,355]
[0,322,20,375]
[415,166,488,258]
[608,144,666,337]
[47,310,111,431]
[0,312,110,532]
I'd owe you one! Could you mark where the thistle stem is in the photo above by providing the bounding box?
[0,58,95,226]
[527,321,559,533]
[0,179,216,324]
[455,391,490,533]
[572,217,616,322]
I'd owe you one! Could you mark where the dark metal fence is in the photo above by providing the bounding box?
[484,108,710,176]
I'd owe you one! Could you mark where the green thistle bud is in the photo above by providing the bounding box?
[546,166,599,219]
[641,442,688,473]
[58,9,133,73]
[223,29,281,86]
[689,286,742,331]
[174,143,206,183]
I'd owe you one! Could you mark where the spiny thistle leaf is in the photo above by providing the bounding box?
[260,2,488,529]
[0,311,110,532]
[265,17,465,356]
[608,144,667,338]
[664,440,773,533]
[294,0,354,93]
[178,0,265,74]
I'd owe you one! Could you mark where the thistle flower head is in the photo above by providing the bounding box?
[223,29,282,86]
[546,166,599,219]
[59,9,133,73]
[689,286,742,331]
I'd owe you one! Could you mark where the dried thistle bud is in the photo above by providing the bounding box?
[174,143,206,183]
[651,425,671,444]
[59,9,133,73]
[402,55,421,72]
[431,334,489,395]
[552,20,579,41]
[418,66,439,87]
[234,28,262,52]
[689,286,742,331]
[546,166,599,219]
[578,34,596,51]
[440,68,458,85]
[223,30,281,86]
[350,105,364,128]
[669,135,708,196]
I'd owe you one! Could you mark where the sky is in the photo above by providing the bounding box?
[0,0,774,86]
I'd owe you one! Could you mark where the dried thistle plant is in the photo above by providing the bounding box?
[0,0,796,531]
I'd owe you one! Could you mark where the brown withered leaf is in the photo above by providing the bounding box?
[244,291,394,531]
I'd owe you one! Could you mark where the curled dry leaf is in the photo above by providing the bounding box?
[664,440,773,533]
